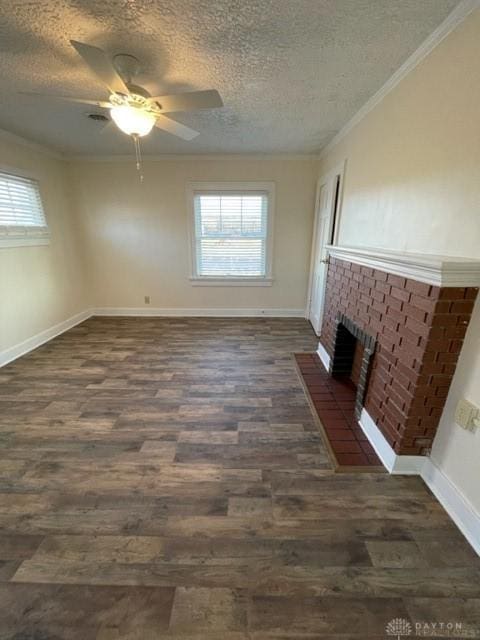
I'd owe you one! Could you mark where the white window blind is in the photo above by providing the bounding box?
[193,192,269,277]
[0,171,49,246]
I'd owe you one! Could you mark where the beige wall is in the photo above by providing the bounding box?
[318,10,480,515]
[319,9,480,258]
[433,301,480,515]
[69,156,317,312]
[0,134,88,355]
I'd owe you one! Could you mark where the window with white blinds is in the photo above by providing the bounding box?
[192,190,271,280]
[0,170,49,247]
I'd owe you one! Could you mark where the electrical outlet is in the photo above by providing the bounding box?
[144,296,150,305]
[454,398,478,432]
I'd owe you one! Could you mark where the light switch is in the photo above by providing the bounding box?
[454,398,479,432]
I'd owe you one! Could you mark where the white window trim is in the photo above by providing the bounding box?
[187,181,275,286]
[0,163,50,249]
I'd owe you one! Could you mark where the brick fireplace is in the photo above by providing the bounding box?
[318,247,480,457]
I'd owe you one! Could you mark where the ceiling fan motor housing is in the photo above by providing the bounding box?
[113,53,142,84]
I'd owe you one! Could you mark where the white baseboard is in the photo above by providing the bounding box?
[357,408,479,555]
[93,307,306,318]
[358,408,426,475]
[421,458,480,556]
[0,307,306,367]
[317,341,331,371]
[0,309,93,368]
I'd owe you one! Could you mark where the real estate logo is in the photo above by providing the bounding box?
[385,618,479,638]
[386,618,413,639]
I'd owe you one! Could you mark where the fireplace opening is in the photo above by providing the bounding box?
[330,314,376,419]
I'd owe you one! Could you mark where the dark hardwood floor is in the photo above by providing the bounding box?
[0,317,478,639]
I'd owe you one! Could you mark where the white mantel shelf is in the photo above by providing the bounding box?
[326,245,480,288]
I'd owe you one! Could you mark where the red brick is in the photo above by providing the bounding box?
[391,286,411,303]
[428,286,441,300]
[435,385,451,398]
[451,300,475,314]
[405,316,430,338]
[434,300,452,314]
[398,325,422,347]
[397,445,421,455]
[331,440,362,454]
[425,338,451,352]
[439,287,467,300]
[373,269,388,282]
[371,288,385,303]
[405,280,432,297]
[425,396,447,408]
[465,287,479,300]
[387,297,403,312]
[375,281,392,295]
[382,325,401,345]
[387,274,407,288]
[388,388,407,412]
[403,302,428,323]
[437,352,460,364]
[449,339,464,353]
[372,299,387,315]
[410,296,436,314]
[383,315,400,333]
[433,314,459,327]
[361,266,375,277]
[444,325,468,339]
[442,363,457,375]
[327,429,357,441]
[335,452,370,466]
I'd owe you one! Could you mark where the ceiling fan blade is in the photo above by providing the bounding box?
[99,120,115,134]
[70,40,129,95]
[154,114,200,140]
[20,92,110,108]
[149,89,223,113]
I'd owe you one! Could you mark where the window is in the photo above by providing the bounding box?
[189,182,274,285]
[0,169,49,248]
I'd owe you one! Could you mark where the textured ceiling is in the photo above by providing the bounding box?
[0,0,461,155]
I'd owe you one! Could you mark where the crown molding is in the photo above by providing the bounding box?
[319,0,480,159]
[0,128,63,160]
[327,245,480,287]
[66,152,317,163]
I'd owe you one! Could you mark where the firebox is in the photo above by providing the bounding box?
[330,313,376,420]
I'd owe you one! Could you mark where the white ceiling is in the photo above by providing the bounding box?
[0,0,461,155]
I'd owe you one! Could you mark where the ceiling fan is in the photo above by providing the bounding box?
[23,40,224,174]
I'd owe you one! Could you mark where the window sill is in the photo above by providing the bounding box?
[190,277,274,287]
[0,234,50,249]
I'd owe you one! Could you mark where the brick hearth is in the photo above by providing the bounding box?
[320,256,478,455]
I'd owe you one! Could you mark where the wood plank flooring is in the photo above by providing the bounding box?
[0,317,479,639]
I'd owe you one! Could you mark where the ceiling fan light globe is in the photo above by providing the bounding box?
[110,104,155,137]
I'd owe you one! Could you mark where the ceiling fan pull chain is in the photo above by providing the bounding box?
[132,134,144,183]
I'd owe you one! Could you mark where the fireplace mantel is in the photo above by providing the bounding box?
[326,245,480,287]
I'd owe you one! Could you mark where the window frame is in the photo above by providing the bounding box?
[187,181,275,286]
[0,164,50,249]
